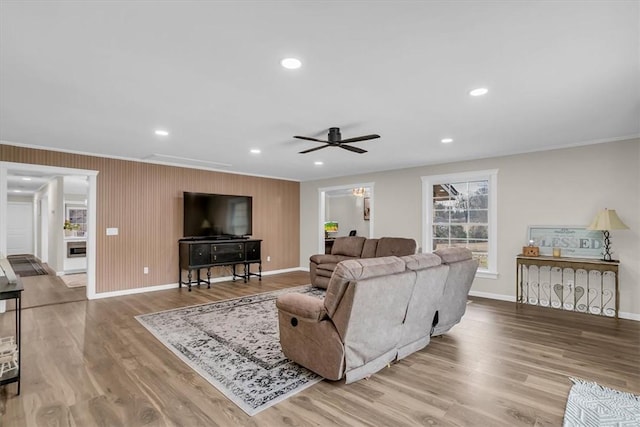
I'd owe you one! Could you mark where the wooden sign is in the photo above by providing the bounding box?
[527,226,604,258]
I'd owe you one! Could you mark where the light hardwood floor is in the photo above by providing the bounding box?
[14,273,87,310]
[1,271,638,426]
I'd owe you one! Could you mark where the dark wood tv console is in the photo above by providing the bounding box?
[178,238,262,291]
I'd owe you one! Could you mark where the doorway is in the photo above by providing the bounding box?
[6,201,33,255]
[0,162,98,305]
[318,183,374,254]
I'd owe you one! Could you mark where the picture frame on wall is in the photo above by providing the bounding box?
[364,197,370,221]
[527,225,604,258]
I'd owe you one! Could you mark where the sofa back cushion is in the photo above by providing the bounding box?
[360,238,379,258]
[432,247,479,335]
[398,254,449,357]
[324,256,406,318]
[375,237,417,257]
[324,256,416,381]
[331,236,367,257]
[402,253,441,270]
[435,247,473,264]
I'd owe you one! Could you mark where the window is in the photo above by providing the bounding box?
[422,170,498,278]
[66,205,87,236]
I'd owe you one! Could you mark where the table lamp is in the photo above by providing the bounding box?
[324,221,338,238]
[587,208,629,262]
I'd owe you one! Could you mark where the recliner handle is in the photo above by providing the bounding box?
[430,311,439,336]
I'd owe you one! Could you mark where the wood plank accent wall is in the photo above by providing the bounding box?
[1,144,300,293]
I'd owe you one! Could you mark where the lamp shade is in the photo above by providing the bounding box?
[324,221,338,233]
[587,209,629,231]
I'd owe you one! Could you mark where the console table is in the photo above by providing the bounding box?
[179,239,262,291]
[516,255,619,318]
[0,276,23,395]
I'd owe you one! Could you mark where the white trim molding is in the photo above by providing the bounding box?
[1,161,99,301]
[318,182,375,255]
[421,169,498,278]
[469,290,515,302]
[469,291,639,321]
[90,267,307,300]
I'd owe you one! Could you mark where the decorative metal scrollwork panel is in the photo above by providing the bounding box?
[602,271,616,317]
[575,269,588,313]
[516,255,619,318]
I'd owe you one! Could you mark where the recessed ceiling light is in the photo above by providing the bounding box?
[13,190,22,193]
[469,87,488,97]
[250,149,261,154]
[155,130,169,136]
[314,161,323,166]
[21,177,32,181]
[281,58,302,70]
[441,138,453,144]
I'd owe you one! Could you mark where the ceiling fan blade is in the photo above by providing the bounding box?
[340,144,367,154]
[299,145,330,154]
[294,136,326,143]
[340,134,381,144]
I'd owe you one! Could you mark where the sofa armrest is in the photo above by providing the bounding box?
[276,293,327,322]
[310,254,352,264]
[310,254,332,264]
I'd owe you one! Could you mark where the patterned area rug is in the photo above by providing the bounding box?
[563,378,640,426]
[136,285,326,416]
[7,254,48,277]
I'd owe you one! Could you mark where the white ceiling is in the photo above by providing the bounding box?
[1,1,639,182]
[7,171,88,196]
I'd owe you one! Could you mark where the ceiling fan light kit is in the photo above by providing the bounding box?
[295,127,380,154]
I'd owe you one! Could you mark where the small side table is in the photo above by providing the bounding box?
[0,276,23,395]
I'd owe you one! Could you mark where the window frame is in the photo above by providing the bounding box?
[421,169,498,279]
[65,204,87,236]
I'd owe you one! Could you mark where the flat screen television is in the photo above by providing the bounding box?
[183,192,252,239]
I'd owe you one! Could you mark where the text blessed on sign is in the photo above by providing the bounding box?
[527,226,604,258]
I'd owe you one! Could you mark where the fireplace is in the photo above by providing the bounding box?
[67,241,86,258]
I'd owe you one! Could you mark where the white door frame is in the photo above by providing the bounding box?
[6,201,34,255]
[317,182,374,254]
[0,161,98,300]
[37,196,49,262]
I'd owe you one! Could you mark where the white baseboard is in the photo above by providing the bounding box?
[468,290,516,302]
[263,267,306,275]
[90,282,179,299]
[468,290,639,322]
[619,311,640,321]
[90,267,308,300]
[87,268,640,321]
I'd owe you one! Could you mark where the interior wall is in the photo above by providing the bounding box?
[326,195,369,237]
[34,187,48,262]
[8,195,33,203]
[300,138,640,318]
[46,177,64,273]
[1,144,300,294]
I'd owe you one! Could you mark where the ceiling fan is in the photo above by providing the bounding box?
[294,127,380,154]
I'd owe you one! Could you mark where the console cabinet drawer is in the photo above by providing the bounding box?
[179,242,211,268]
[245,241,261,262]
[211,243,243,263]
